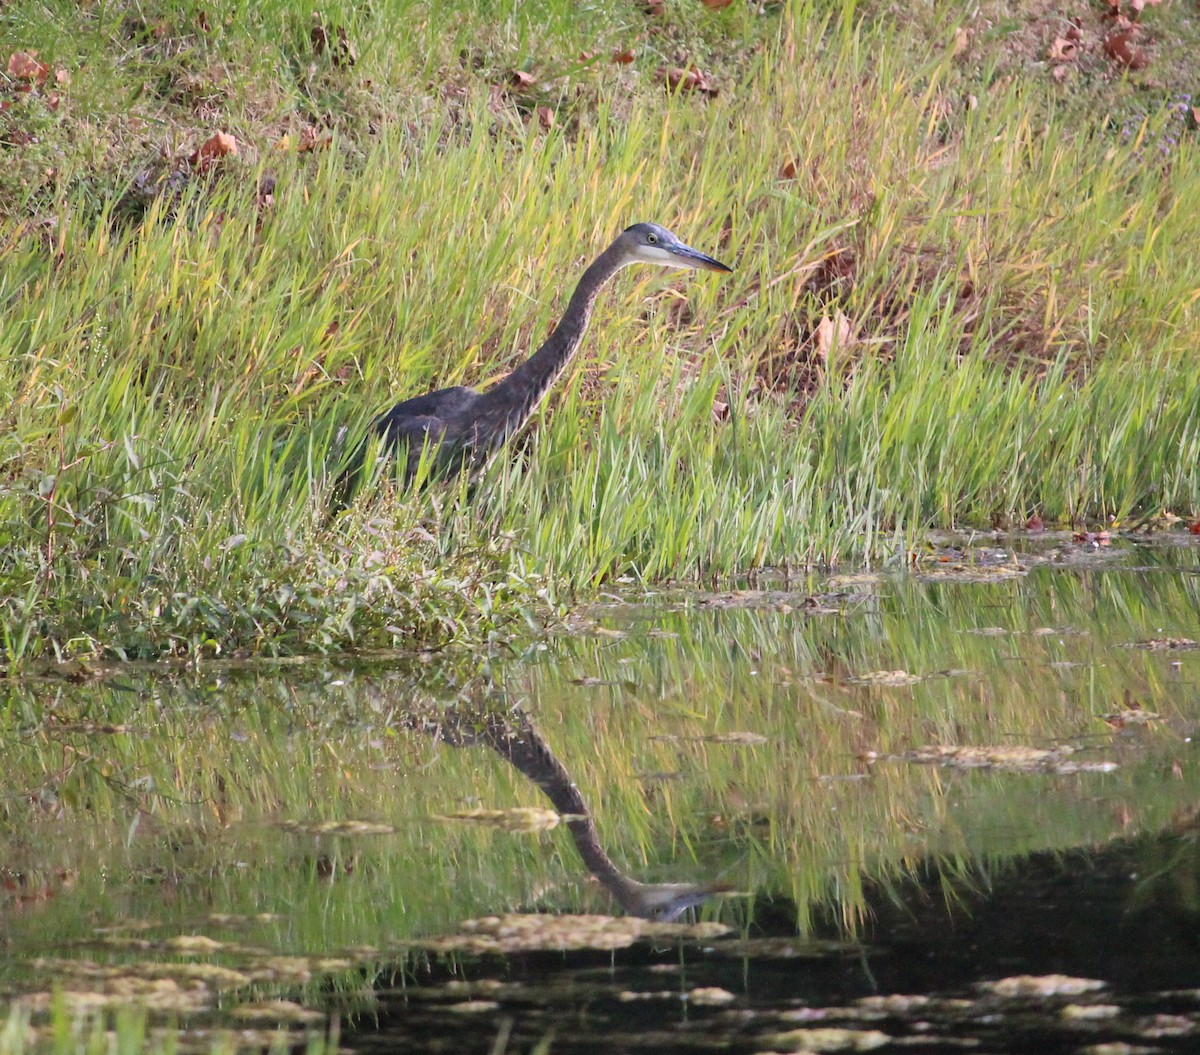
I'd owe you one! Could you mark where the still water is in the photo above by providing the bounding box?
[2,536,1199,1051]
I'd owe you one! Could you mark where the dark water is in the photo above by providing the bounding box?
[357,834,1200,1053]
[2,535,1199,1051]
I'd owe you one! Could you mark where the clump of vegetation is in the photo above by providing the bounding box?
[1,0,1198,667]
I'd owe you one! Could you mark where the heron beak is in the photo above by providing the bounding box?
[674,243,733,273]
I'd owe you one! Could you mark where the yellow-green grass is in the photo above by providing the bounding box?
[2,0,1198,665]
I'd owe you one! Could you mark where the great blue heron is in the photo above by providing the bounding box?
[336,222,731,502]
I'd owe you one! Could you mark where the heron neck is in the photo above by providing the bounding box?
[476,241,627,444]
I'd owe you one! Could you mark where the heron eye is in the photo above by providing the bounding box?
[647,233,658,244]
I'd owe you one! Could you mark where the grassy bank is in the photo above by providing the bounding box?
[2,0,1198,665]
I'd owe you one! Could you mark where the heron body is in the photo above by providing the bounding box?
[338,222,731,499]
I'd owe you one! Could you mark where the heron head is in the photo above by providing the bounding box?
[620,222,732,273]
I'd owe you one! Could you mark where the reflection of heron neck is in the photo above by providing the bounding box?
[482,713,717,921]
[475,243,627,448]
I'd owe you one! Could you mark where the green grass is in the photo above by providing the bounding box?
[1,0,1198,666]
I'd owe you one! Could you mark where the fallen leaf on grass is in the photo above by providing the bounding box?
[536,105,554,130]
[1048,38,1078,62]
[612,48,636,64]
[7,51,49,84]
[660,66,718,97]
[310,15,356,67]
[509,69,536,89]
[298,125,332,152]
[434,807,585,833]
[190,132,237,172]
[815,312,855,361]
[1104,28,1149,69]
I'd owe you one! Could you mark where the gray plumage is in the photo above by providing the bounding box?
[336,222,731,502]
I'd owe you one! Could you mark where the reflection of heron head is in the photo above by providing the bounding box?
[617,879,733,922]
[619,223,733,273]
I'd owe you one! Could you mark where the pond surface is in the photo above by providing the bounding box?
[3,535,1200,1052]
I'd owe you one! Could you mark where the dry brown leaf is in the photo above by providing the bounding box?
[661,66,717,97]
[7,51,49,84]
[816,312,855,361]
[310,15,356,67]
[509,69,535,89]
[779,159,799,179]
[612,48,636,64]
[298,125,331,152]
[1103,28,1149,69]
[1048,38,1078,62]
[536,105,554,130]
[332,26,357,68]
[191,132,238,172]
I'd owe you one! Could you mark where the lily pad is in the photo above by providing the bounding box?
[1130,637,1197,651]
[416,913,729,955]
[847,670,925,686]
[893,745,1117,774]
[433,806,585,832]
[276,819,396,836]
[767,1026,891,1051]
[979,974,1107,997]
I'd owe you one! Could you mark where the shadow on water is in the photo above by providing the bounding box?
[1,536,1199,1050]
[353,826,1200,1054]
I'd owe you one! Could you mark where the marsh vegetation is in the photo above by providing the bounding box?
[2,0,1199,1049]
[2,0,1198,665]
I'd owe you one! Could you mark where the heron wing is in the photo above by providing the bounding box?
[372,385,481,475]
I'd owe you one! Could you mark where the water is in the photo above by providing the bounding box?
[2,536,1199,1051]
